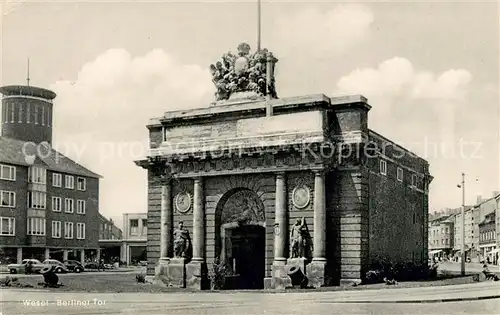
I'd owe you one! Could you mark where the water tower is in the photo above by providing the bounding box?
[0,84,57,144]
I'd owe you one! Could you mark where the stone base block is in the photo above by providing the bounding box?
[271,261,291,289]
[154,258,186,288]
[186,261,208,290]
[307,260,327,288]
[264,277,273,289]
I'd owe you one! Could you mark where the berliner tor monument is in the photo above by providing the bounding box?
[135,42,432,290]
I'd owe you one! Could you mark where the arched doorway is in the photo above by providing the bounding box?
[215,188,266,289]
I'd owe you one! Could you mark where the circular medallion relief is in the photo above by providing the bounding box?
[292,185,310,209]
[175,192,192,213]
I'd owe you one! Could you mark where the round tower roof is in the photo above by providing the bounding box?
[0,85,57,100]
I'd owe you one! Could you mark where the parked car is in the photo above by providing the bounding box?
[63,260,84,273]
[42,259,69,273]
[7,259,46,274]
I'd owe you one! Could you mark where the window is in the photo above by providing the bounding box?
[379,160,387,175]
[441,239,444,245]
[130,219,139,235]
[445,239,449,245]
[27,191,46,209]
[52,173,62,187]
[411,174,417,187]
[27,217,46,235]
[76,223,85,239]
[77,177,86,191]
[76,200,86,214]
[65,175,74,189]
[52,197,61,212]
[0,217,15,236]
[29,167,46,184]
[64,222,74,239]
[0,191,16,207]
[142,219,147,235]
[397,167,403,182]
[52,221,61,238]
[0,164,16,181]
[65,198,74,213]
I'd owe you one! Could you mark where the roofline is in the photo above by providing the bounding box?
[368,129,428,164]
[0,158,103,179]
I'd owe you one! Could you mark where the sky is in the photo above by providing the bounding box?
[1,0,499,228]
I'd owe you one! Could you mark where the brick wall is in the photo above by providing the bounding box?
[367,156,427,265]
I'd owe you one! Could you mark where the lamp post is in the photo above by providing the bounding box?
[457,173,465,276]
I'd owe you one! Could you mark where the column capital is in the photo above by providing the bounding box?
[276,171,286,179]
[193,176,203,183]
[312,169,326,176]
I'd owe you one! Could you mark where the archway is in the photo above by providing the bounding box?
[215,188,266,289]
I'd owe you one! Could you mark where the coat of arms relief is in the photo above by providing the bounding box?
[210,42,278,101]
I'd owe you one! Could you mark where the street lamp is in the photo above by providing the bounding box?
[456,173,465,276]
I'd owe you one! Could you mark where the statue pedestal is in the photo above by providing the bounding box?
[287,257,307,274]
[154,258,186,288]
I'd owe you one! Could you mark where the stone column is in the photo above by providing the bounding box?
[80,249,85,265]
[160,180,173,260]
[44,248,50,260]
[17,248,23,263]
[308,169,327,288]
[274,172,287,262]
[270,172,289,289]
[187,177,207,290]
[96,248,101,262]
[192,177,205,262]
[313,170,326,261]
[63,250,68,261]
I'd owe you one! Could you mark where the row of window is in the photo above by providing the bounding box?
[431,239,450,245]
[0,191,86,213]
[432,227,450,235]
[0,217,85,239]
[379,160,420,187]
[0,164,86,191]
[2,102,52,126]
[480,231,495,242]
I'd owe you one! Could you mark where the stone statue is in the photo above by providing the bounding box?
[173,221,191,258]
[209,42,278,101]
[290,217,311,259]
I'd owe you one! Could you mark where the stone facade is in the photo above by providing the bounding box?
[136,93,432,289]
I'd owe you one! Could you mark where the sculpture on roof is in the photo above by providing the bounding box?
[210,42,278,101]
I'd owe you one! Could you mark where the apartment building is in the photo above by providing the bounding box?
[120,213,147,265]
[428,215,454,259]
[0,84,101,264]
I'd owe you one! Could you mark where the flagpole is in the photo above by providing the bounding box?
[257,0,261,51]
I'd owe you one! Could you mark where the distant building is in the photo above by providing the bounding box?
[0,85,101,264]
[449,192,500,262]
[479,212,496,264]
[428,216,454,259]
[121,213,147,265]
[99,214,122,240]
[496,194,500,256]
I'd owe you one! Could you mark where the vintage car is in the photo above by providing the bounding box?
[42,259,70,273]
[63,260,85,273]
[7,259,46,274]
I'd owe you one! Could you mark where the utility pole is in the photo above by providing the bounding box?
[457,173,466,276]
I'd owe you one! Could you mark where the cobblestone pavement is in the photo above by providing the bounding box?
[1,282,499,315]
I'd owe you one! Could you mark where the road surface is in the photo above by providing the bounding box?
[1,281,499,315]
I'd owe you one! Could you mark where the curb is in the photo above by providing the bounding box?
[317,295,500,304]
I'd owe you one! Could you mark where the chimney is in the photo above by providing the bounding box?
[476,195,482,205]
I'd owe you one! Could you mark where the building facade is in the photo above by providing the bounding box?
[479,212,496,264]
[99,214,122,240]
[120,213,147,265]
[0,85,101,264]
[135,43,432,290]
[428,216,454,259]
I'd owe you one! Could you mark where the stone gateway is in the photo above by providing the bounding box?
[136,43,432,290]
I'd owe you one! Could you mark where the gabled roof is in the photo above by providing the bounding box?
[0,137,101,179]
